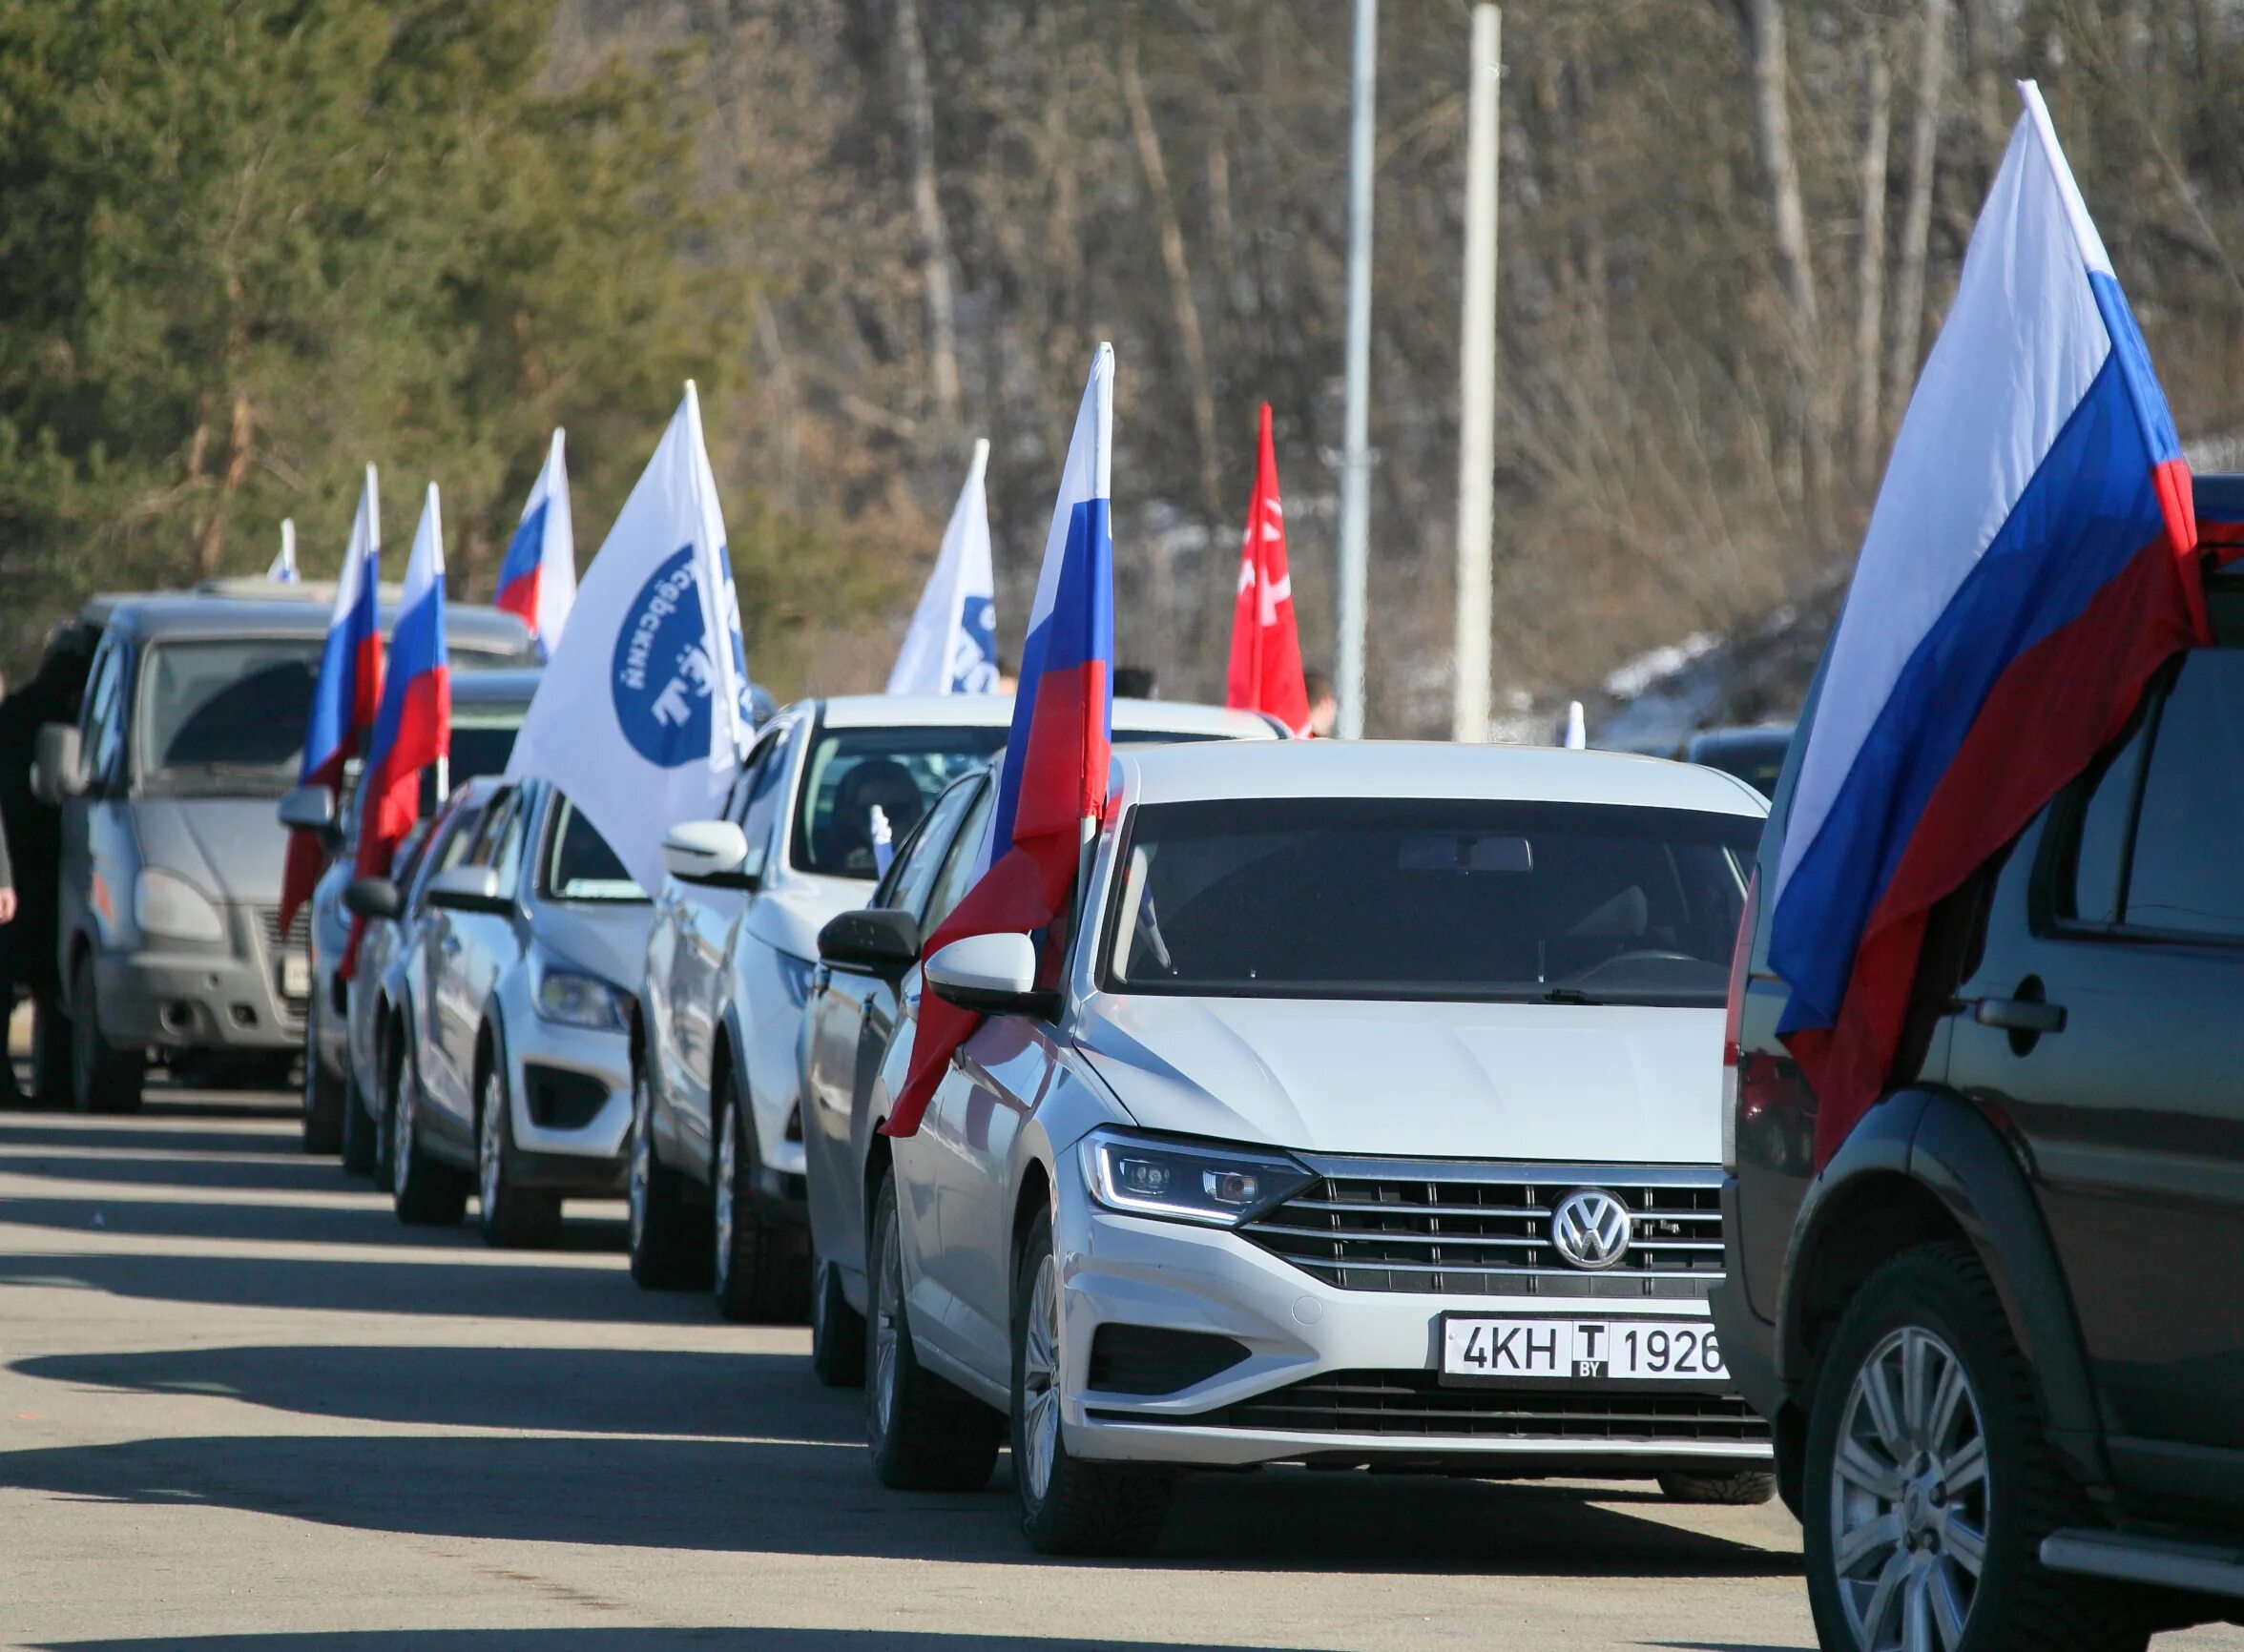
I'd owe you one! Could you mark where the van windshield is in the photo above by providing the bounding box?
[1103,797,1758,1005]
[136,639,322,795]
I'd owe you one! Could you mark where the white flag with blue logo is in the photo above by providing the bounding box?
[505,382,752,895]
[886,437,999,695]
[268,519,299,583]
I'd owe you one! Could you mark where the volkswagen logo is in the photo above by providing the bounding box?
[1550,1189,1632,1270]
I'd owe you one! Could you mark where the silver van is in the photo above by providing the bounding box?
[31,590,532,1112]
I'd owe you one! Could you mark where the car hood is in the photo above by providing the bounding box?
[135,797,288,906]
[746,872,873,964]
[1073,994,1722,1164]
[533,901,655,995]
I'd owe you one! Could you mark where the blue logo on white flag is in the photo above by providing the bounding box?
[613,546,724,768]
[951,595,998,692]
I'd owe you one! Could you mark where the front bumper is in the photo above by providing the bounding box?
[1056,1197,1774,1475]
[92,940,303,1055]
[500,1015,632,1196]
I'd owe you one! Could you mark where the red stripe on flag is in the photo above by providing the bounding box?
[1794,529,2205,1164]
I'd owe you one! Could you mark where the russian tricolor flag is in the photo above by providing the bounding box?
[279,469,382,933]
[887,345,1115,1137]
[494,429,576,656]
[347,485,450,969]
[1770,84,2204,1165]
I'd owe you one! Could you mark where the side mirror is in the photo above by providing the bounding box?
[31,723,85,806]
[278,784,339,843]
[818,908,923,980]
[923,932,1058,1020]
[662,819,756,889]
[343,878,402,920]
[425,865,509,915]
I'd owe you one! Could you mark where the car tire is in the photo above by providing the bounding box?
[1009,1206,1174,1556]
[70,954,144,1115]
[628,1063,711,1290]
[390,1046,468,1227]
[31,995,73,1106]
[1656,1470,1778,1506]
[341,1059,378,1177]
[478,1055,561,1249]
[714,1088,809,1323]
[301,998,344,1154]
[863,1167,1000,1492]
[809,1247,866,1389]
[1803,1242,2150,1652]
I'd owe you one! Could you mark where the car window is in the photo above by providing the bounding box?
[2063,713,2152,924]
[880,775,984,919]
[1104,796,1758,1005]
[792,724,1008,879]
[467,789,517,867]
[136,638,322,789]
[921,781,999,936]
[78,638,127,784]
[542,795,645,902]
[734,724,795,880]
[2116,650,2244,939]
[405,802,485,906]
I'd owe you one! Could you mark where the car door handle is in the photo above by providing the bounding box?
[1972,997,2066,1034]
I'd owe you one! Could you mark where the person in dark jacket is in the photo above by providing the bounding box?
[0,631,94,1104]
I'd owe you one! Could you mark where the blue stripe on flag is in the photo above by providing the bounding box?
[498,499,548,591]
[1771,350,2169,1035]
[992,499,1113,848]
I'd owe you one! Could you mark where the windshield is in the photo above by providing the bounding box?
[1103,797,1757,1005]
[136,639,322,793]
[543,796,644,902]
[792,725,1008,878]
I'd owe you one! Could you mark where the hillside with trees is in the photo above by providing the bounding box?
[7,0,2243,727]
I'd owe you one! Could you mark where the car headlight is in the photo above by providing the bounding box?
[776,952,816,1009]
[533,960,630,1031]
[1077,1126,1312,1228]
[134,869,226,943]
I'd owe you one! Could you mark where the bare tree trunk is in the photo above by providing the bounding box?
[1737,0,1824,515]
[1888,0,1951,426]
[1854,35,1892,484]
[894,0,961,428]
[197,392,253,576]
[1207,133,1240,313]
[1120,32,1223,524]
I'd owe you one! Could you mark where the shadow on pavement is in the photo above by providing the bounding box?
[0,1152,379,1195]
[0,1249,705,1325]
[15,1345,850,1443]
[0,1121,304,1157]
[0,1426,1798,1576]
[37,1633,1339,1651]
[0,1193,627,1253]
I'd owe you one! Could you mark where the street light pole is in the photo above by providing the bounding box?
[1336,0,1379,739]
[1452,4,1501,743]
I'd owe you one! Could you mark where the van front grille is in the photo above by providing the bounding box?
[1166,1369,1769,1442]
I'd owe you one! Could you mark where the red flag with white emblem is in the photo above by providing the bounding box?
[1224,403,1311,734]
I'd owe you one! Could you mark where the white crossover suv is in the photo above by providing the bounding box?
[811,739,1774,1554]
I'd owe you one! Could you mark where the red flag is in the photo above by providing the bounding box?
[1224,404,1310,734]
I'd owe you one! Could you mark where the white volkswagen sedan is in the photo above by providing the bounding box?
[840,739,1774,1554]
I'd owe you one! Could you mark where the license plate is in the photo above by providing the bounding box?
[280,955,312,1001]
[1440,1315,1729,1385]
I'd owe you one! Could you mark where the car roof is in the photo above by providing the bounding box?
[83,589,531,653]
[804,693,1281,738]
[1115,739,1771,815]
[450,668,542,709]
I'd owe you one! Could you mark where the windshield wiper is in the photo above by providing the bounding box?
[1532,986,1597,1004]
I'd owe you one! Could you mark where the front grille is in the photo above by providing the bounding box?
[1088,1325,1252,1396]
[1243,1161,1724,1299]
[260,905,306,957]
[1173,1370,1769,1442]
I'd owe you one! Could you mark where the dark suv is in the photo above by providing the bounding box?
[1714,486,2244,1649]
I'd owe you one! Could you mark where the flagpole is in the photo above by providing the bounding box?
[1451,4,1501,744]
[1336,0,1379,740]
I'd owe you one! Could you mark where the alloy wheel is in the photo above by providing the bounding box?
[1019,1252,1062,1506]
[391,1073,415,1201]
[1828,1325,1990,1652]
[872,1203,904,1439]
[479,1069,504,1217]
[714,1113,738,1291]
[628,1076,652,1253]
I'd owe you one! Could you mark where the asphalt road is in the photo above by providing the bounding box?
[0,1082,2235,1652]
